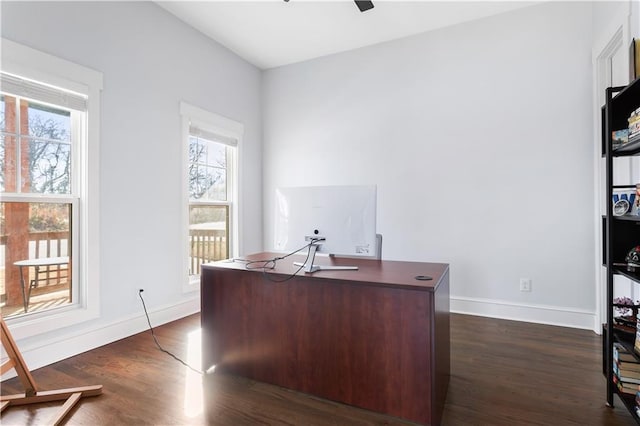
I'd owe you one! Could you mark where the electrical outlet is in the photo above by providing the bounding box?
[519,278,532,292]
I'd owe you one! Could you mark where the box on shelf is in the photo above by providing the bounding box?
[613,129,629,149]
[629,107,640,139]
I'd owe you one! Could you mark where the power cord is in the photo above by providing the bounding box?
[138,239,318,374]
[258,247,313,283]
[138,238,319,375]
[138,289,202,375]
[235,238,321,283]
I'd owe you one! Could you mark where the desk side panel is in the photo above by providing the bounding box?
[432,267,450,426]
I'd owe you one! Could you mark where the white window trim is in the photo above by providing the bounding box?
[1,38,103,340]
[180,101,243,292]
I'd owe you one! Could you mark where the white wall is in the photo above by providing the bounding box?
[631,0,639,39]
[263,2,595,328]
[1,2,262,369]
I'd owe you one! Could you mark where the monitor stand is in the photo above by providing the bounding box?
[293,243,358,273]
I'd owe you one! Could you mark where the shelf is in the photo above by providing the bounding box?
[614,215,640,222]
[614,389,640,423]
[613,332,638,356]
[613,138,640,156]
[614,266,640,284]
[610,335,640,424]
[604,77,640,422]
[609,78,639,157]
[612,77,640,106]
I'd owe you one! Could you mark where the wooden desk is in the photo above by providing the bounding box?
[201,253,450,425]
[13,256,69,312]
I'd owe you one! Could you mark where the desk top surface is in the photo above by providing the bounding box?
[203,252,448,291]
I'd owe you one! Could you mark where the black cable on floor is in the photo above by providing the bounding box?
[138,289,202,375]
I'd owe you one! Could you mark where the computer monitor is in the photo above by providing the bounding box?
[273,185,377,272]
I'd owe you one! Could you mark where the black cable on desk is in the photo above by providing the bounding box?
[235,238,321,282]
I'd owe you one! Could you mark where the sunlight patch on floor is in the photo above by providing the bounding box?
[183,328,203,418]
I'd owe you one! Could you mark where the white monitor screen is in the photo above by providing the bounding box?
[274,185,377,257]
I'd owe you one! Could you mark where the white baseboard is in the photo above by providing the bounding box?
[450,296,597,332]
[2,297,200,380]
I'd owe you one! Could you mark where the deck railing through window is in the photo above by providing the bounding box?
[1,230,70,306]
[28,231,70,287]
[189,229,227,275]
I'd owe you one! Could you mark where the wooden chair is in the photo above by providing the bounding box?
[0,318,102,425]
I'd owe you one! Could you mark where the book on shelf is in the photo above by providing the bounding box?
[614,374,640,394]
[614,362,640,383]
[617,369,640,382]
[620,361,640,372]
[635,317,640,355]
[618,381,639,395]
[613,342,640,387]
[630,106,640,122]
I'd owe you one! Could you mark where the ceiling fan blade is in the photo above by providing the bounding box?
[354,1,374,12]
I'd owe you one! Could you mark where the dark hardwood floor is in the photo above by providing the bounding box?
[1,313,635,425]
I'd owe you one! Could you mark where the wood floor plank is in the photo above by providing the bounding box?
[0,313,635,425]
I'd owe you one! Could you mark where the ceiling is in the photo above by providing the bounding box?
[158,1,539,70]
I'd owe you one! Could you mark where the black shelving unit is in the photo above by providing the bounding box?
[604,77,640,422]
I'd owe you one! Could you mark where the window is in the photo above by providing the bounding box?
[180,102,242,289]
[1,80,81,320]
[1,39,102,338]
[188,134,232,273]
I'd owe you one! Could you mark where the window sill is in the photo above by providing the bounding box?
[5,303,100,341]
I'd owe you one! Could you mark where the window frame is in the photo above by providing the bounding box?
[180,102,242,292]
[1,38,103,339]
